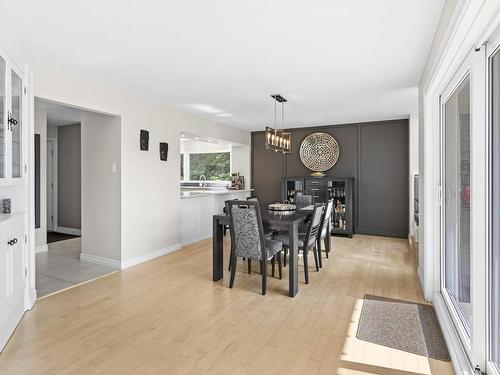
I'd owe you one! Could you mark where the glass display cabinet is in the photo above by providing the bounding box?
[281,177,354,237]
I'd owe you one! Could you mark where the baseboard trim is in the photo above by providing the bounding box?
[54,226,81,236]
[121,243,182,270]
[35,244,48,253]
[433,291,473,375]
[80,253,121,269]
[181,230,212,246]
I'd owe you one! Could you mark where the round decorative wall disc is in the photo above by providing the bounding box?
[299,132,340,172]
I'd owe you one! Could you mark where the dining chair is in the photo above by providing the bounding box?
[295,190,314,205]
[226,200,283,295]
[273,203,323,284]
[317,199,334,264]
[228,197,274,272]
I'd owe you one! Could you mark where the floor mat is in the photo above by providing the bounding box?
[47,231,80,244]
[356,295,451,361]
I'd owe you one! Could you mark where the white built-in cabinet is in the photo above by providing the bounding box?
[0,54,24,186]
[0,46,27,353]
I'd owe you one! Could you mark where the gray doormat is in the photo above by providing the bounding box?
[356,295,451,361]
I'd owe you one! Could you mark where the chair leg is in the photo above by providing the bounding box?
[271,256,275,277]
[313,246,319,271]
[283,249,287,267]
[261,259,267,295]
[303,250,309,284]
[247,259,251,274]
[228,247,235,271]
[229,256,237,288]
[277,252,282,279]
[326,236,331,257]
[317,238,323,268]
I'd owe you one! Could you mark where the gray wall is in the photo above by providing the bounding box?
[81,111,121,262]
[251,119,409,238]
[58,123,81,229]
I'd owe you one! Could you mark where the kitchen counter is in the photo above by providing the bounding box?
[180,190,251,245]
[180,189,253,199]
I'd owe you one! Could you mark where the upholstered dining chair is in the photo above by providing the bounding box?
[295,191,314,205]
[273,203,323,284]
[228,197,275,273]
[226,200,283,295]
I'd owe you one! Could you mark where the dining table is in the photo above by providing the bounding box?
[212,204,316,298]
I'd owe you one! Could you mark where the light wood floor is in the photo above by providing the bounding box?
[0,235,454,375]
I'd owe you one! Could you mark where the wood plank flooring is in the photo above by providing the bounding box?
[0,235,455,375]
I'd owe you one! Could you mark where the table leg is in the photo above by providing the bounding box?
[213,217,224,281]
[288,221,299,297]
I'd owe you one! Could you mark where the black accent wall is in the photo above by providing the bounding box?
[251,119,409,238]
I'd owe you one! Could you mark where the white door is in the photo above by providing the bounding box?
[47,139,54,231]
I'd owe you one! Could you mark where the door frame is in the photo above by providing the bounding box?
[46,137,57,232]
[486,26,500,375]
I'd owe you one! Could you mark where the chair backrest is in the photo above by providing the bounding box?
[295,191,313,205]
[303,204,324,248]
[246,196,258,202]
[226,200,267,261]
[321,199,334,231]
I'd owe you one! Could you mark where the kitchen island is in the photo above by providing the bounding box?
[181,189,253,245]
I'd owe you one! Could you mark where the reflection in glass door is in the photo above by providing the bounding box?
[491,46,500,369]
[443,75,472,334]
[10,70,22,178]
[0,57,5,179]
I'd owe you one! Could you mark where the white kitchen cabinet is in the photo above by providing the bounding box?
[0,223,25,351]
[181,190,252,245]
[0,53,25,186]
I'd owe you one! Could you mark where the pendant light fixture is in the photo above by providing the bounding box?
[265,94,291,153]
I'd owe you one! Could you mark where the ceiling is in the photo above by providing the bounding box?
[3,1,444,130]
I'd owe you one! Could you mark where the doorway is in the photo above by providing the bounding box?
[34,99,120,297]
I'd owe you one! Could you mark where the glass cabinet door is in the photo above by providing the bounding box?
[10,70,22,179]
[0,57,5,180]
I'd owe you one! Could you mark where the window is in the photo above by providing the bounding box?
[443,75,472,333]
[181,152,230,181]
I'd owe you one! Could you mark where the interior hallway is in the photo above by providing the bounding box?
[36,238,118,297]
[1,235,454,374]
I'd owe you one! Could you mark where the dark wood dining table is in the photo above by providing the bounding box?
[212,204,315,297]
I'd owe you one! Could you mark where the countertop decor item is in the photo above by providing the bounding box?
[299,132,340,176]
[2,198,11,214]
[229,172,244,190]
[265,94,291,154]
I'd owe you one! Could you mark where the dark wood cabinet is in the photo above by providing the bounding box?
[281,177,354,237]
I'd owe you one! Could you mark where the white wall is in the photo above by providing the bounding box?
[34,107,47,251]
[418,0,461,290]
[180,139,231,154]
[230,145,251,189]
[81,111,121,263]
[33,65,251,264]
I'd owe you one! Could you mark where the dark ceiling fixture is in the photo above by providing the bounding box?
[265,94,291,153]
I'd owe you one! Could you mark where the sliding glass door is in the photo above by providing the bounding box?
[490,42,500,374]
[442,72,472,338]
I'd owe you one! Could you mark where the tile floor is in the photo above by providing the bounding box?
[36,237,118,298]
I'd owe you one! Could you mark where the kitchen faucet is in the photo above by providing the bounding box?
[199,175,207,190]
